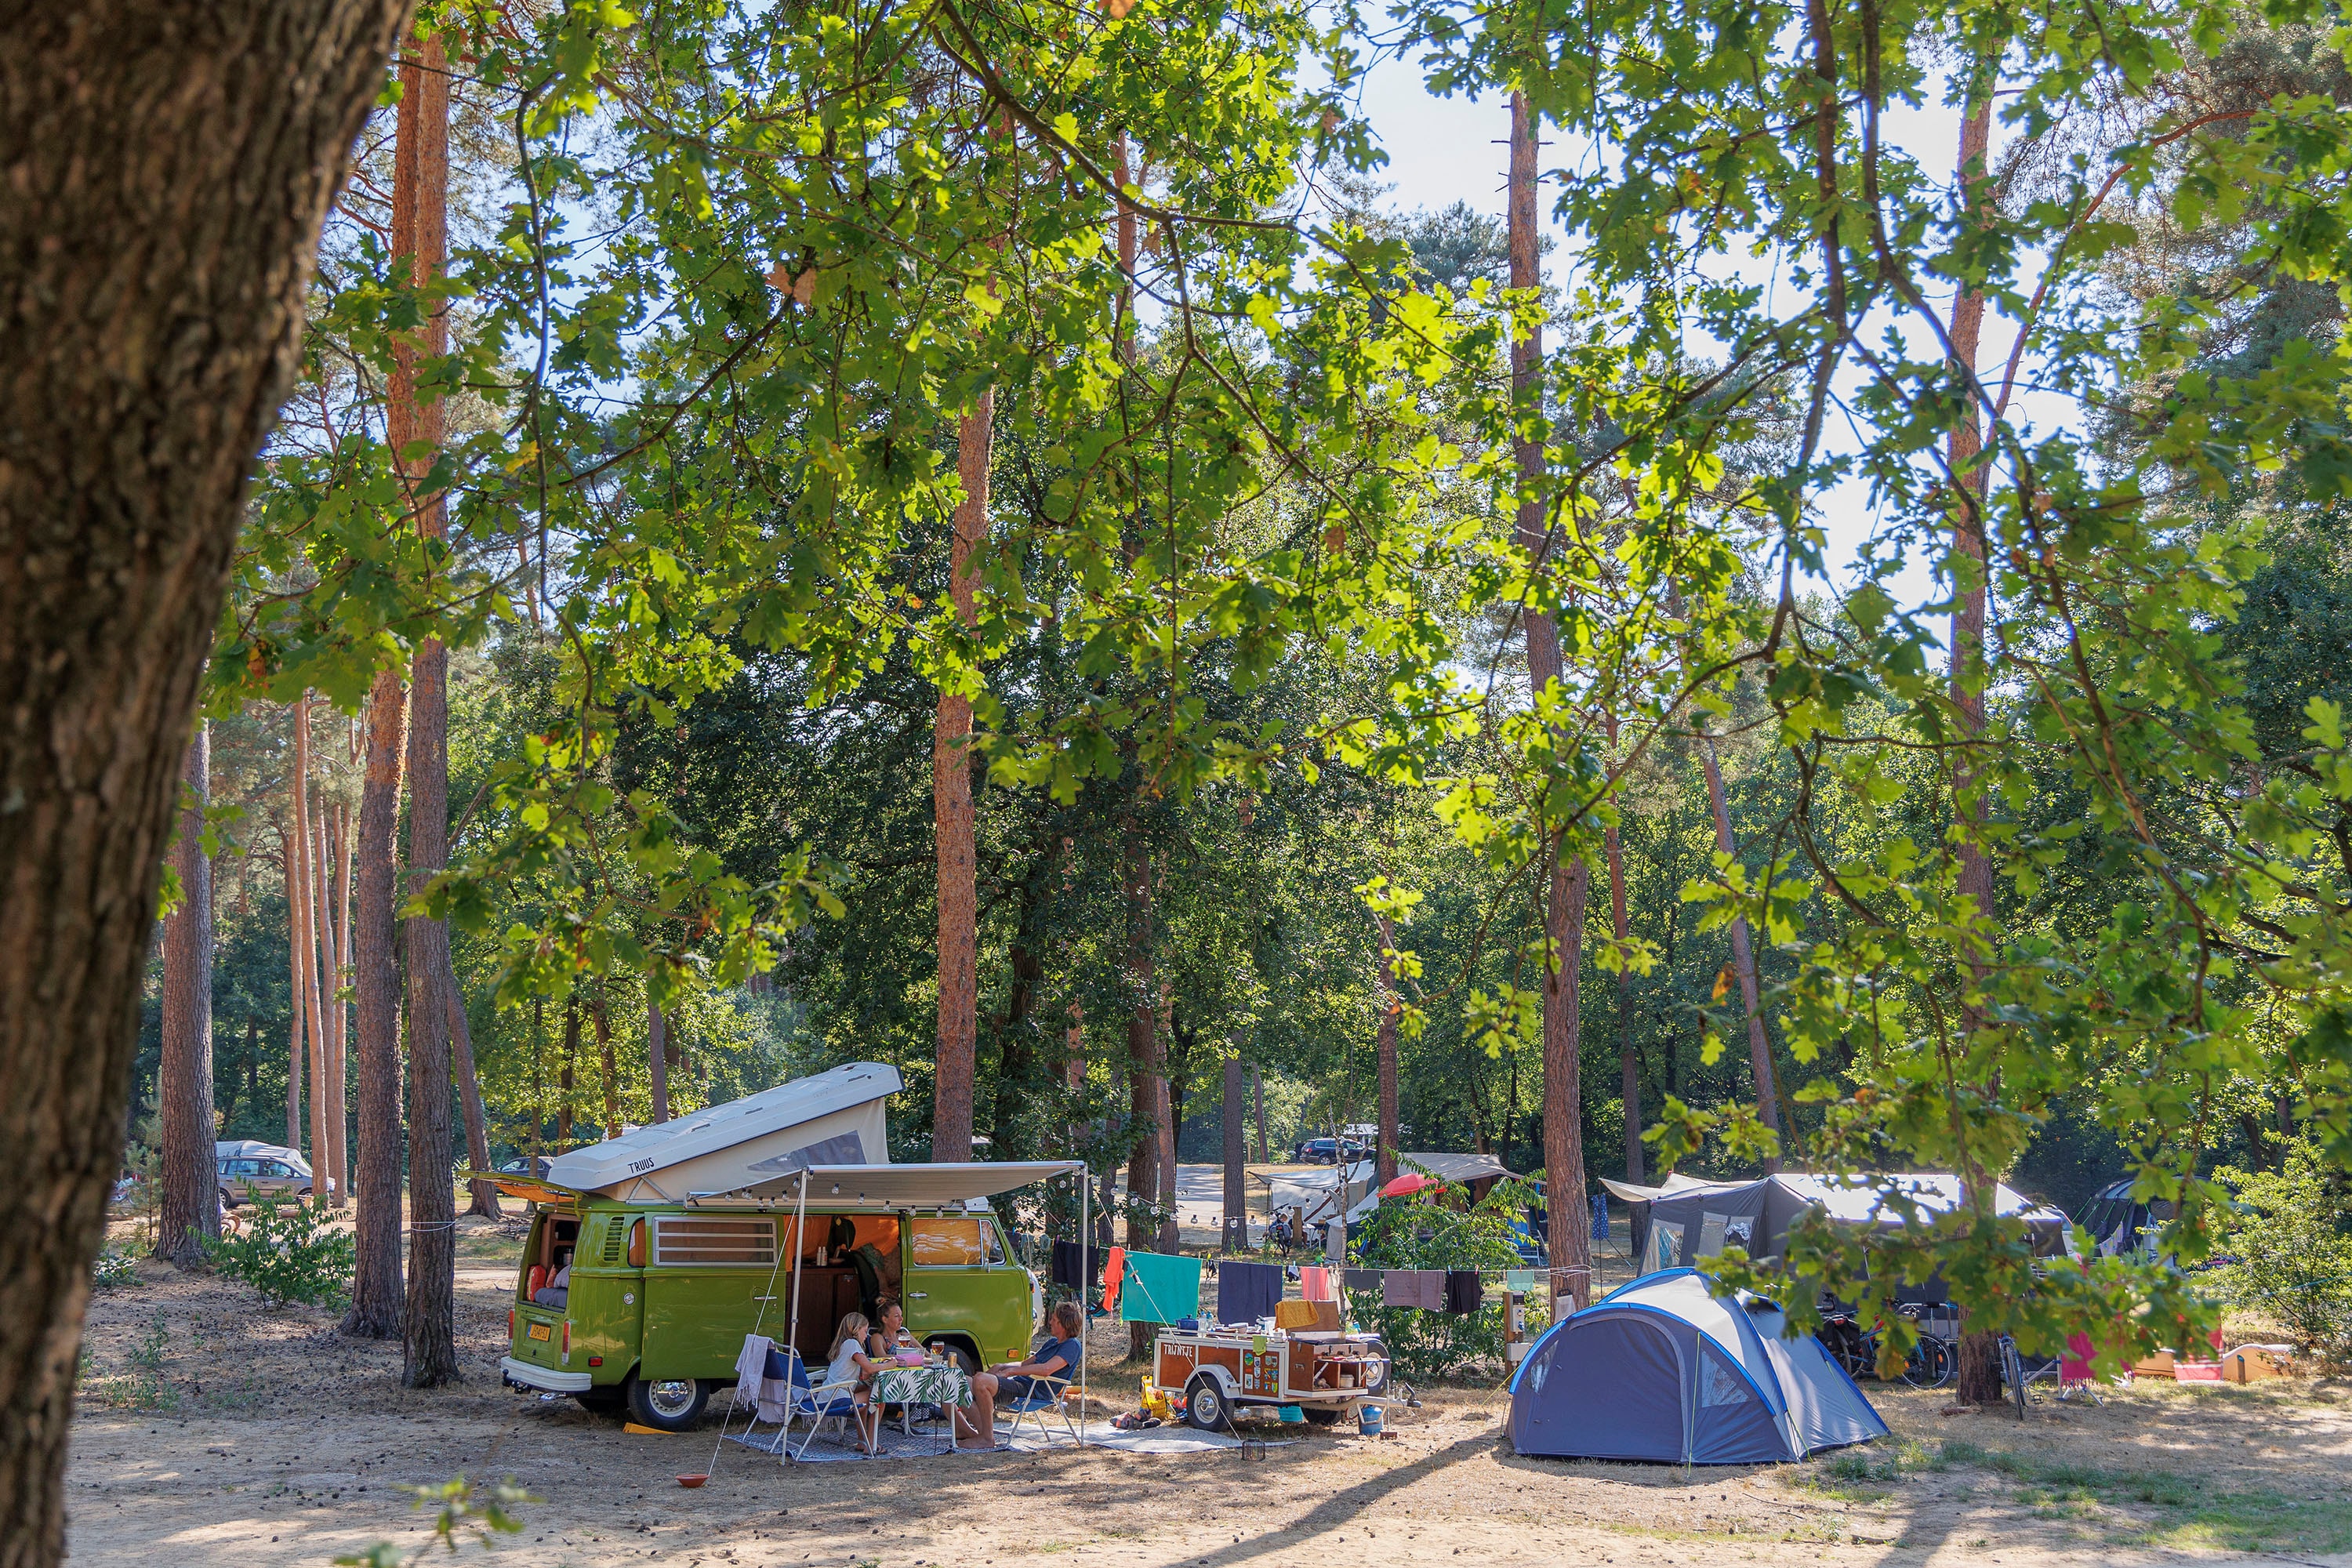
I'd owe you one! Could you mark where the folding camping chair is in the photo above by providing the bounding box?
[763,1348,872,1460]
[996,1374,1080,1446]
[1998,1335,2064,1419]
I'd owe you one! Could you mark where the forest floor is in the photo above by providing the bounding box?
[68,1211,2352,1568]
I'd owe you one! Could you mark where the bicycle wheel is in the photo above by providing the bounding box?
[1900,1335,1948,1388]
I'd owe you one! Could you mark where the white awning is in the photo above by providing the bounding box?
[698,1160,1089,1207]
[1597,1172,1742,1204]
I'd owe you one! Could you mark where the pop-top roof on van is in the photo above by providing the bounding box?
[546,1061,903,1203]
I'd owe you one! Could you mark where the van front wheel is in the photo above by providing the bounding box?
[626,1376,710,1432]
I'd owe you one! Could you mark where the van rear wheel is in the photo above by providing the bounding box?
[625,1376,710,1432]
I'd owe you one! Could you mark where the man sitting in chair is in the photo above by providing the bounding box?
[955,1301,1083,1446]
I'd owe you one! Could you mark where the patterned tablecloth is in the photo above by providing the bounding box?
[869,1363,972,1409]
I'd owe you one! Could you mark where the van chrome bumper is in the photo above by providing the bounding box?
[501,1356,591,1394]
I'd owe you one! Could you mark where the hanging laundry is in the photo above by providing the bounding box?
[1120,1250,1203,1325]
[1051,1239,1098,1290]
[1590,1193,1610,1241]
[1298,1265,1335,1302]
[1443,1269,1483,1315]
[1102,1246,1128,1316]
[1342,1268,1381,1293]
[1502,1268,1543,1294]
[1382,1269,1447,1309]
[1217,1259,1283,1324]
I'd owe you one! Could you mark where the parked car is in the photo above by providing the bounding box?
[497,1156,554,1179]
[214,1140,328,1207]
[1292,1138,1341,1164]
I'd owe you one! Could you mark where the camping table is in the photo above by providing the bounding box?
[868,1363,974,1448]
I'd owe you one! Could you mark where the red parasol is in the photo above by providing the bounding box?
[1380,1173,1444,1198]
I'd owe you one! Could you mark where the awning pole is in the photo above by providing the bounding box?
[1078,1166,1087,1450]
[786,1171,809,1374]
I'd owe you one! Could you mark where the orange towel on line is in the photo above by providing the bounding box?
[1102,1247,1127,1316]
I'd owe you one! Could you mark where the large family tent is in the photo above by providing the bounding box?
[1619,1172,2071,1279]
[1508,1270,1889,1465]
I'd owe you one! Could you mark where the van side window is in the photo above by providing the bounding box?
[909,1216,997,1267]
[652,1216,776,1266]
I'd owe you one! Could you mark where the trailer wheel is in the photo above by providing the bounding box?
[1182,1374,1231,1432]
[625,1375,710,1432]
[1301,1406,1345,1425]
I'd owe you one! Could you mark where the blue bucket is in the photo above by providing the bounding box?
[1358,1403,1385,1436]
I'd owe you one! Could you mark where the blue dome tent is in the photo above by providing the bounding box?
[1508,1270,1889,1465]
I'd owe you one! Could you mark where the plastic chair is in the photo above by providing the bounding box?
[997,1374,1079,1446]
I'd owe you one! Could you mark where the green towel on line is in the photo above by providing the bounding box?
[1120,1250,1203,1325]
[1503,1269,1542,1293]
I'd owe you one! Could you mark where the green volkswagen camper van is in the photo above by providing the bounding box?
[495,1063,1078,1431]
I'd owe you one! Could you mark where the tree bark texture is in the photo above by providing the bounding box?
[0,3,411,1559]
[387,26,457,1389]
[344,665,407,1339]
[1374,916,1401,1189]
[647,999,670,1124]
[285,829,304,1152]
[1123,825,1166,1355]
[1511,92,1594,1314]
[158,726,217,1268]
[931,386,991,1164]
[293,699,332,1188]
[559,998,579,1148]
[1698,729,1782,1167]
[442,950,499,1219]
[593,987,619,1139]
[325,802,350,1206]
[1221,1055,1247,1251]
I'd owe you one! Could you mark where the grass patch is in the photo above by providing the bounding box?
[1795,1436,1945,1499]
[1936,1439,2352,1554]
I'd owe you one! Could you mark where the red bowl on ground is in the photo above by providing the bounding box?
[677,1474,708,1488]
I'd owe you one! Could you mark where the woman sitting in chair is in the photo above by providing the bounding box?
[823,1312,884,1454]
[957,1301,1084,1446]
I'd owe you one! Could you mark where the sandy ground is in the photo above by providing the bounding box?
[69,1210,2352,1568]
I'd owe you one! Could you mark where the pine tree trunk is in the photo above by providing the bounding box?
[442,952,499,1219]
[559,998,579,1148]
[385,24,457,1389]
[931,388,992,1165]
[344,664,407,1340]
[286,837,306,1153]
[159,725,218,1268]
[647,999,670,1124]
[293,699,333,1186]
[593,987,620,1140]
[1511,92,1594,1314]
[325,803,351,1206]
[1698,729,1782,1167]
[0,3,410,1557]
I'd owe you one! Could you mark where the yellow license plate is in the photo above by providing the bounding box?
[527,1322,551,1342]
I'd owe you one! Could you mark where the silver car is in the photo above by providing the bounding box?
[214,1140,331,1207]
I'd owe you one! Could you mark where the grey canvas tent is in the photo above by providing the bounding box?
[1626,1172,2071,1286]
[1508,1269,1888,1465]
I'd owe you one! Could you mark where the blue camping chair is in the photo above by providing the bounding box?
[996,1373,1079,1446]
[743,1345,872,1461]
